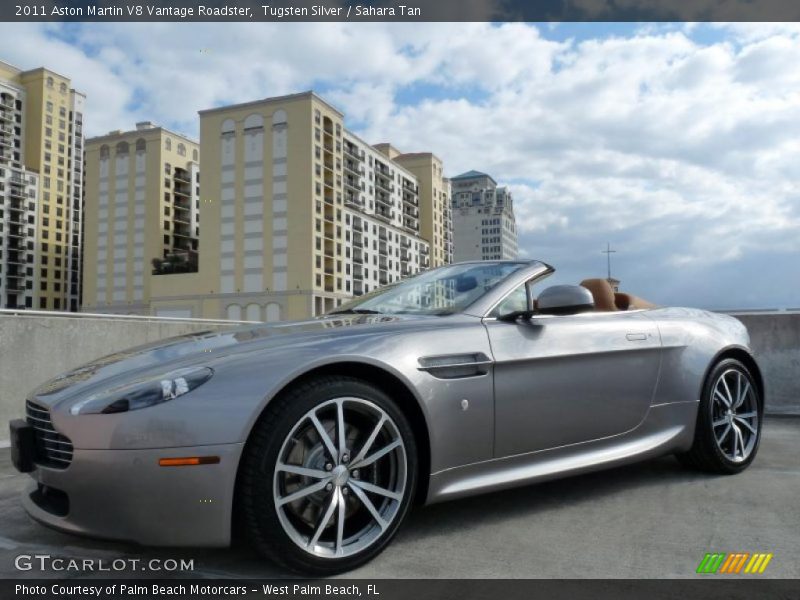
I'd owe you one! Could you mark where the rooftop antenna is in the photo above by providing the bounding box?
[602,242,617,281]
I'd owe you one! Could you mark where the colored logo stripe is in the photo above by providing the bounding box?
[744,553,774,574]
[697,553,726,574]
[697,553,773,574]
[719,553,749,573]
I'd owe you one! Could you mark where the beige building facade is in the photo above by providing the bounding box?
[0,61,85,312]
[82,123,200,314]
[146,92,447,321]
[373,144,453,267]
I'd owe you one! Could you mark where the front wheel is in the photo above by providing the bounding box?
[677,358,762,474]
[238,376,417,574]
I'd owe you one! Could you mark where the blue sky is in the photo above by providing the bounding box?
[1,21,798,309]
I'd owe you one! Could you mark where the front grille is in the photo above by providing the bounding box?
[25,400,73,469]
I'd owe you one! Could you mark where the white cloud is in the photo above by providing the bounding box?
[0,22,797,308]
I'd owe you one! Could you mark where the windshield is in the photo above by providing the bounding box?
[329,262,530,316]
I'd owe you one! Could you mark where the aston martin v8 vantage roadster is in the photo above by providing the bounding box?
[10,260,763,574]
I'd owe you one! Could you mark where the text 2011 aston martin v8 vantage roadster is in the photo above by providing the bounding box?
[10,260,763,574]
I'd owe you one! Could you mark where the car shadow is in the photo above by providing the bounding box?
[2,453,724,579]
[211,454,718,577]
[397,455,708,544]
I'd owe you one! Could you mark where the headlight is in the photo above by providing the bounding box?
[69,367,214,415]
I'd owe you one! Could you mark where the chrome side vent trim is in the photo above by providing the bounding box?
[417,353,492,379]
[25,400,73,469]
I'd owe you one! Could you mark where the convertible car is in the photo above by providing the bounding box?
[9,260,763,574]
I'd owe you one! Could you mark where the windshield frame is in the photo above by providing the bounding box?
[328,260,551,318]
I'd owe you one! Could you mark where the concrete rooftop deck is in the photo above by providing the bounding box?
[1,417,797,579]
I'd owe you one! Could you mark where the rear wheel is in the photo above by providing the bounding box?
[677,358,762,474]
[238,376,417,574]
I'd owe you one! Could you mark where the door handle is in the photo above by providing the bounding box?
[626,333,647,341]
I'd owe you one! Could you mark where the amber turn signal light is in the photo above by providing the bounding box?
[158,456,220,467]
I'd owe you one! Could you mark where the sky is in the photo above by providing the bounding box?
[0,21,798,309]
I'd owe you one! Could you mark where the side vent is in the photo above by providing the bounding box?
[417,353,492,379]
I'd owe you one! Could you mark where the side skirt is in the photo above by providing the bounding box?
[425,401,698,504]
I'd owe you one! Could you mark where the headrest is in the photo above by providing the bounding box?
[580,278,617,311]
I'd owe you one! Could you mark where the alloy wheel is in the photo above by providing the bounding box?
[273,397,407,558]
[710,368,759,463]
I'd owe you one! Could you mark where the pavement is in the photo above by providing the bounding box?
[0,417,798,580]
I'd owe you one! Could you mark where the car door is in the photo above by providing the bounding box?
[485,303,662,458]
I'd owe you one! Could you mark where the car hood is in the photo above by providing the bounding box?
[31,313,440,407]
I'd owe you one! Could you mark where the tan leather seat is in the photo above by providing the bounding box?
[580,278,618,311]
[615,292,656,310]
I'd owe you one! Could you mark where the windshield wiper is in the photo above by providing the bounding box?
[328,308,383,315]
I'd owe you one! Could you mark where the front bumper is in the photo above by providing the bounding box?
[20,443,244,547]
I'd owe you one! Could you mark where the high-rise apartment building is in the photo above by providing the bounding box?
[144,91,441,321]
[82,123,200,313]
[373,144,453,267]
[451,170,518,261]
[342,132,429,297]
[0,61,85,311]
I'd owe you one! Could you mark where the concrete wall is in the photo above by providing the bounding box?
[0,312,240,437]
[733,312,800,415]
[0,311,797,445]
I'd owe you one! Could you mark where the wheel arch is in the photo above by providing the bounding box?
[233,360,433,542]
[703,345,765,406]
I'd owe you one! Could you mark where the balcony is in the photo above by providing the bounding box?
[152,250,197,275]
[173,196,192,210]
[173,184,192,197]
[344,177,361,194]
[402,193,419,207]
[375,174,393,194]
[343,144,363,162]
[375,192,393,212]
[374,209,393,224]
[403,219,419,233]
[344,161,363,177]
[172,224,194,239]
[173,169,192,184]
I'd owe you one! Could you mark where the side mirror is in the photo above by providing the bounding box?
[537,285,594,315]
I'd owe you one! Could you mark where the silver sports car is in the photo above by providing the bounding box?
[9,260,763,574]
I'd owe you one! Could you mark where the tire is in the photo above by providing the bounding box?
[677,358,763,474]
[238,375,418,575]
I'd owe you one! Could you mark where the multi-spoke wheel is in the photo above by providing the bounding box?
[239,376,417,574]
[677,358,762,474]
